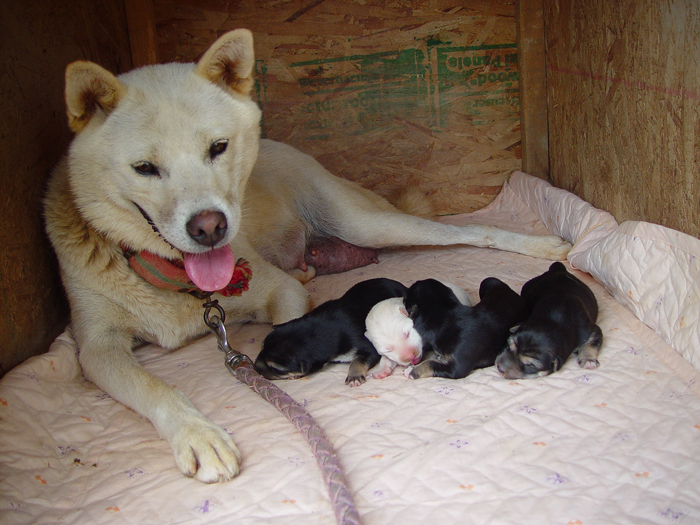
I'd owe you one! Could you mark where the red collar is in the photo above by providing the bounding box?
[124,248,252,298]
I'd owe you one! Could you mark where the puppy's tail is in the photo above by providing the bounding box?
[388,186,435,218]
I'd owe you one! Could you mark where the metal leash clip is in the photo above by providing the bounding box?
[202,295,253,372]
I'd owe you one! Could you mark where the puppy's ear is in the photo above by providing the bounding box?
[507,335,518,352]
[65,61,126,133]
[407,304,418,319]
[399,305,409,317]
[196,29,255,96]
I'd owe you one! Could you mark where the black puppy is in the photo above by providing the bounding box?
[254,278,407,386]
[404,277,527,379]
[495,262,603,379]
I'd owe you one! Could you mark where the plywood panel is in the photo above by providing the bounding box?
[0,0,131,375]
[154,0,522,214]
[516,0,548,179]
[545,0,700,238]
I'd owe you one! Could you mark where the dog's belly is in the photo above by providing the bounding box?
[254,222,308,271]
[247,216,379,275]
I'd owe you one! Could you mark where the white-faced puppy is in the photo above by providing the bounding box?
[404,277,527,379]
[495,262,603,379]
[364,281,473,379]
[254,278,407,386]
[364,297,423,379]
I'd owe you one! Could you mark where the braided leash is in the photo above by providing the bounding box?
[203,297,362,525]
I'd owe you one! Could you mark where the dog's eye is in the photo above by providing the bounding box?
[210,139,228,159]
[132,161,160,177]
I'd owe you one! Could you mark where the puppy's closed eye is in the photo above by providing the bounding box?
[520,354,561,375]
[264,360,287,374]
[519,355,540,366]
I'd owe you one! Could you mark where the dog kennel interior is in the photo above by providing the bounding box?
[1,0,699,523]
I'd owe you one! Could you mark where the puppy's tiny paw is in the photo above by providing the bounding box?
[368,362,394,380]
[579,358,600,370]
[403,366,415,379]
[368,369,391,380]
[345,375,367,387]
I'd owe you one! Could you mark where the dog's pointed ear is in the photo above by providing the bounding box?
[195,29,255,96]
[65,61,126,133]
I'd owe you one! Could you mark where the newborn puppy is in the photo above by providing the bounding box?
[254,278,407,386]
[364,281,473,379]
[495,262,603,379]
[404,277,527,379]
[364,297,423,380]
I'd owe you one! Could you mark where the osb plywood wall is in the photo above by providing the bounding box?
[545,0,700,238]
[0,0,132,375]
[154,0,522,214]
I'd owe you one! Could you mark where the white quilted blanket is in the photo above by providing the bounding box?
[2,172,700,524]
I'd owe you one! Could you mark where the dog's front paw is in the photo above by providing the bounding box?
[404,366,415,379]
[170,416,241,483]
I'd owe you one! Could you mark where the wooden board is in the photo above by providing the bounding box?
[516,0,548,179]
[545,0,700,238]
[154,0,522,214]
[0,0,132,375]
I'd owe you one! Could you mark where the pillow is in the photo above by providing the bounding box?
[569,220,700,370]
[508,171,618,246]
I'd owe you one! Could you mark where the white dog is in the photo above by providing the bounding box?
[44,29,571,483]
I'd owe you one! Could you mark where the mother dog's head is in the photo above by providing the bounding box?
[64,29,261,292]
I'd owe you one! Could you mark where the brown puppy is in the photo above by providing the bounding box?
[495,262,603,379]
[255,278,407,386]
[404,277,527,379]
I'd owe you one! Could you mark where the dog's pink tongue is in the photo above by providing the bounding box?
[183,245,235,292]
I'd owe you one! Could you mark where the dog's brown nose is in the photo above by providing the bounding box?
[187,210,227,247]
